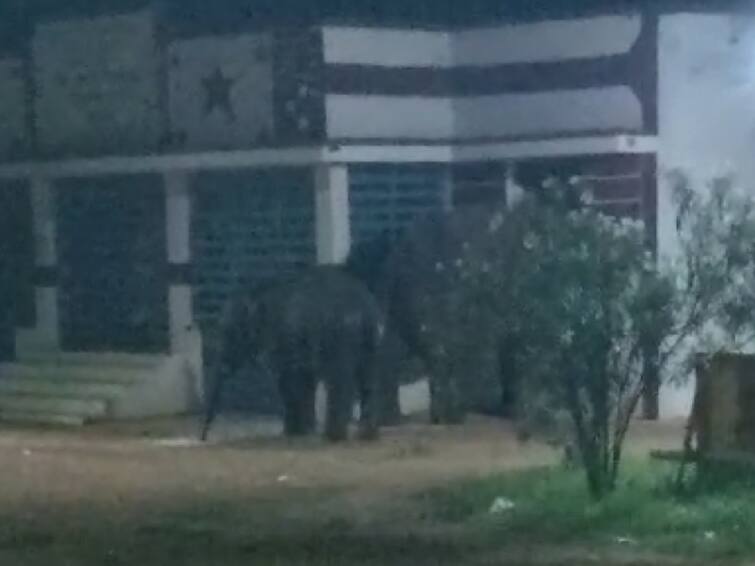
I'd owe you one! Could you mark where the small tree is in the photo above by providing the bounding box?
[462,176,755,499]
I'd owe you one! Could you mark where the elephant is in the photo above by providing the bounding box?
[200,266,386,443]
[346,202,516,425]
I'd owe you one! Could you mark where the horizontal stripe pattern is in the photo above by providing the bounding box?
[322,15,641,68]
[322,27,452,67]
[454,87,643,139]
[326,88,643,141]
[326,95,455,140]
[327,56,642,97]
[323,14,656,142]
[454,15,642,66]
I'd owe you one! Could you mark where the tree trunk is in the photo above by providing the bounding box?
[642,375,660,420]
[642,344,661,420]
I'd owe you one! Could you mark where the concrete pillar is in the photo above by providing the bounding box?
[315,164,351,265]
[16,175,60,354]
[165,171,194,354]
[165,170,204,405]
[505,162,525,209]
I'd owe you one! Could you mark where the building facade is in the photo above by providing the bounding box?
[0,6,750,422]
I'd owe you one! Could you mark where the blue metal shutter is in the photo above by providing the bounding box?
[349,164,447,247]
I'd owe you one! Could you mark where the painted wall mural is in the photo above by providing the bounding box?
[168,33,275,150]
[272,28,326,144]
[322,15,656,142]
[33,10,163,157]
[3,8,660,158]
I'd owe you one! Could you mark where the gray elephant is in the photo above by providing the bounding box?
[349,201,517,424]
[200,266,385,443]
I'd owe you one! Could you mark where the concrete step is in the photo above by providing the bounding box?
[0,378,128,400]
[0,394,108,419]
[0,352,195,424]
[0,410,85,427]
[0,363,148,385]
[17,352,165,370]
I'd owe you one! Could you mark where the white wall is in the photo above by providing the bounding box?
[327,88,643,141]
[454,87,643,139]
[323,16,641,69]
[324,15,646,142]
[454,14,642,66]
[323,27,453,67]
[326,95,455,140]
[657,13,755,418]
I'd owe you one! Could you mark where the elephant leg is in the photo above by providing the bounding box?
[498,347,519,419]
[199,366,227,442]
[377,333,403,426]
[428,356,466,425]
[280,367,309,437]
[299,371,317,435]
[427,351,448,425]
[429,375,443,425]
[325,391,351,442]
[357,364,380,441]
[324,366,356,443]
[500,379,518,419]
[429,374,461,425]
[282,396,303,437]
[378,369,401,426]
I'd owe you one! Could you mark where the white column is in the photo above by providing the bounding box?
[165,171,194,355]
[315,164,351,265]
[505,162,525,209]
[17,175,60,354]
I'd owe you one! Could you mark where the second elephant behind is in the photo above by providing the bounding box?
[202,266,387,442]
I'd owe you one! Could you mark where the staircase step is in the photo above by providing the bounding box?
[0,378,128,400]
[0,363,147,385]
[17,352,164,370]
[0,410,85,427]
[0,394,107,418]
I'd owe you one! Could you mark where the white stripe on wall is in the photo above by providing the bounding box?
[454,87,643,139]
[325,95,455,139]
[322,27,453,67]
[326,87,643,140]
[323,15,642,69]
[454,15,643,66]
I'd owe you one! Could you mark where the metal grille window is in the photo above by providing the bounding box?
[56,175,169,354]
[191,168,316,328]
[349,164,448,247]
[191,168,316,415]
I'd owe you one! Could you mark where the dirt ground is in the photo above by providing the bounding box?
[0,415,686,565]
[0,415,684,506]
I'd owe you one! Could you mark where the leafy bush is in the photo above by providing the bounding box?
[454,175,755,498]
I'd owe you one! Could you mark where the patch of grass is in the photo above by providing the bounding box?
[420,460,755,561]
